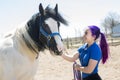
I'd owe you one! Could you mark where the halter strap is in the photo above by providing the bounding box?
[40,27,62,46]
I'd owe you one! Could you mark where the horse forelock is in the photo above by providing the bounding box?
[45,6,68,25]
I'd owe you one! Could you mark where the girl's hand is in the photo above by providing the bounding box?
[62,47,69,54]
[74,64,81,70]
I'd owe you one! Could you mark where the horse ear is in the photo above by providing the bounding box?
[39,3,44,16]
[54,4,58,15]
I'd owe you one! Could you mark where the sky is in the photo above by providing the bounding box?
[0,0,120,38]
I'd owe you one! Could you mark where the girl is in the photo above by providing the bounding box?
[61,25,109,80]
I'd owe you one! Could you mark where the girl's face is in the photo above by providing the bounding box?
[83,29,95,43]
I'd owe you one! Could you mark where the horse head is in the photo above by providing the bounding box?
[26,3,68,56]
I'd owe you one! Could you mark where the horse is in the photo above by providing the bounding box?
[0,3,68,80]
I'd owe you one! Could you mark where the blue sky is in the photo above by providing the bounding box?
[0,0,120,38]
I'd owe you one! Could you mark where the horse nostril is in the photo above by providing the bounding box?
[57,45,63,52]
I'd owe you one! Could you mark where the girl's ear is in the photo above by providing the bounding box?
[93,35,96,40]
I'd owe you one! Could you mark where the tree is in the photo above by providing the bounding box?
[101,12,120,45]
[101,12,120,35]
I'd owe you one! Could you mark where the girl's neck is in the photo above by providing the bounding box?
[87,41,95,47]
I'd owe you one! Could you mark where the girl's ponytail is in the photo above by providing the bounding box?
[100,33,109,64]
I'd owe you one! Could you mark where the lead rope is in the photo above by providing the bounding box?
[73,62,82,80]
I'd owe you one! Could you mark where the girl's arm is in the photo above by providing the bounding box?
[75,59,98,73]
[61,51,79,62]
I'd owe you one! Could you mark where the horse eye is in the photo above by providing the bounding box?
[43,23,48,28]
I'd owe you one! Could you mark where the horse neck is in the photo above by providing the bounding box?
[14,25,39,61]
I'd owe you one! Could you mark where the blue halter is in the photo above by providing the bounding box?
[40,27,62,46]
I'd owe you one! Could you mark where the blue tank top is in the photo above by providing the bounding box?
[78,42,102,78]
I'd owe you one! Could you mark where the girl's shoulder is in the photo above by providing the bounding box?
[77,43,87,53]
[90,42,101,53]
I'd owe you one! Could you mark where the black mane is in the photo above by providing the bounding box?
[26,13,46,52]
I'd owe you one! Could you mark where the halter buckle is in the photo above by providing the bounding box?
[47,35,51,40]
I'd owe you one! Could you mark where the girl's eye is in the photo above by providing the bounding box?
[85,31,88,35]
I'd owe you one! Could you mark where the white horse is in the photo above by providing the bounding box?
[0,3,68,80]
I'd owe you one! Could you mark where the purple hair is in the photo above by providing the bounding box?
[88,25,109,64]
